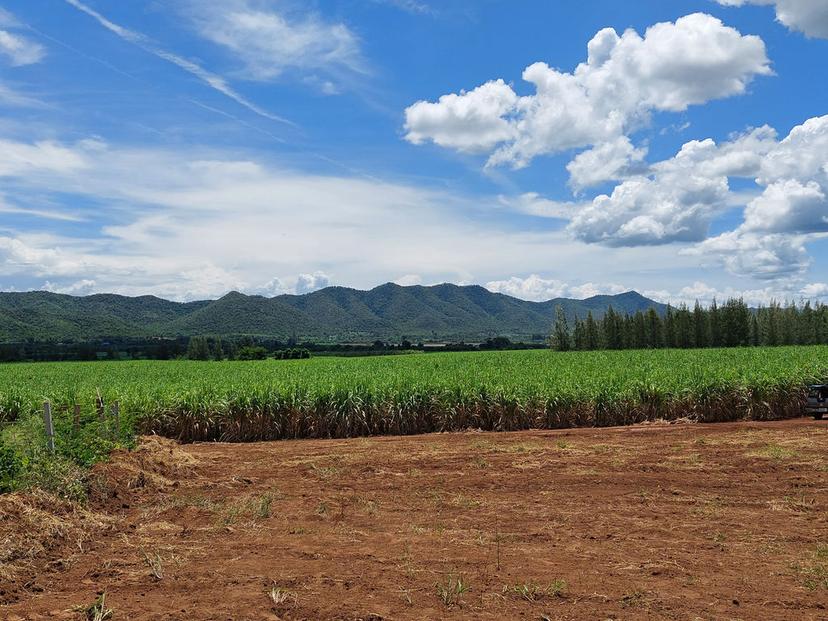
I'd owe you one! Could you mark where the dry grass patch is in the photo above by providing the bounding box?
[0,489,110,580]
[471,455,490,469]
[95,436,198,492]
[748,443,798,460]
[792,544,828,591]
[666,451,706,469]
[504,442,549,454]
[141,548,164,580]
[357,496,380,516]
[511,458,544,471]
[148,493,221,518]
[268,582,298,608]
[308,459,344,481]
[217,491,279,526]
[136,520,181,536]
[768,494,818,513]
[619,589,648,608]
[690,495,726,518]
[471,439,548,454]
[450,494,482,509]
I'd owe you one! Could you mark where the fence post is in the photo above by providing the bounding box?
[43,401,55,455]
[73,404,81,434]
[111,401,120,440]
[96,389,105,424]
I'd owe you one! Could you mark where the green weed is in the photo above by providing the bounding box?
[437,574,470,607]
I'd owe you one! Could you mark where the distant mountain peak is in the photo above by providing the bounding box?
[0,284,666,342]
[586,290,646,302]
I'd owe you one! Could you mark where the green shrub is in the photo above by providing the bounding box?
[273,348,310,360]
[237,346,268,361]
[17,453,88,503]
[62,432,120,468]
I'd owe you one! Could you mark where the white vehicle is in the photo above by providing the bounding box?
[806,385,828,420]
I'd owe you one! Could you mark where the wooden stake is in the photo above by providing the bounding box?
[73,404,81,434]
[96,388,105,423]
[43,401,55,455]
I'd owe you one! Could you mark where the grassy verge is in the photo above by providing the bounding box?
[0,408,135,501]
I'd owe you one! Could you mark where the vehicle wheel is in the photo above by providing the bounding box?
[815,413,824,420]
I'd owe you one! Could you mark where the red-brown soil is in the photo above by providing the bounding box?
[2,419,827,620]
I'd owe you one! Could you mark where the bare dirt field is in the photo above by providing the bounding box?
[2,418,827,620]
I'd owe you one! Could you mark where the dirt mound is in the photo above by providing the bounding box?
[88,435,199,510]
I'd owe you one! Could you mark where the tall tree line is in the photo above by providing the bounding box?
[552,299,828,351]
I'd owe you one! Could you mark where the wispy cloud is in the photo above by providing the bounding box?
[0,8,19,27]
[1,132,823,303]
[0,135,685,301]
[0,8,46,67]
[184,0,369,93]
[0,196,84,222]
[0,82,44,107]
[187,99,287,144]
[0,29,45,66]
[369,0,435,16]
[63,0,294,126]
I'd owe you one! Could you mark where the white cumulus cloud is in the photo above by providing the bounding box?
[496,193,576,219]
[715,0,828,39]
[566,137,648,191]
[43,279,98,296]
[256,272,331,296]
[295,272,330,295]
[566,125,780,246]
[686,231,812,280]
[801,283,828,298]
[742,179,827,234]
[645,280,828,306]
[567,115,827,279]
[485,275,627,302]
[405,13,770,168]
[567,163,731,246]
[393,274,423,286]
[404,79,518,154]
[680,116,828,278]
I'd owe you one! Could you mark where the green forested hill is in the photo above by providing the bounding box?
[0,284,666,342]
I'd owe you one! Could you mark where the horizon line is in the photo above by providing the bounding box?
[0,282,647,305]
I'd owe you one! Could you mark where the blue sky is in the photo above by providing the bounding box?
[0,0,826,303]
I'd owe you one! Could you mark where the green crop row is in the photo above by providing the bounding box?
[1,346,826,441]
[1,346,825,498]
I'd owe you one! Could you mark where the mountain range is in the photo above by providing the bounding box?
[0,284,667,343]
